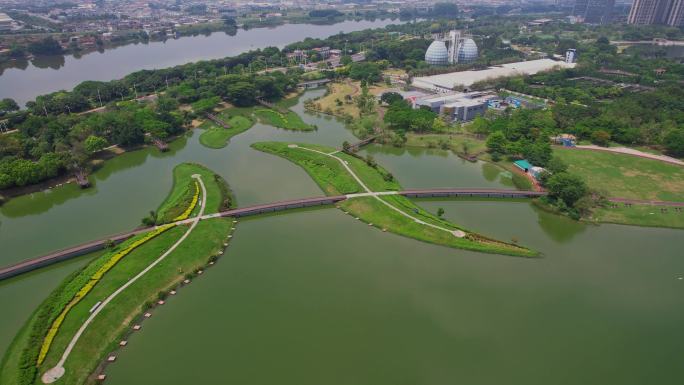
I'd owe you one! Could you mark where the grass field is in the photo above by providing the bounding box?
[156,163,230,223]
[405,133,487,155]
[251,142,362,195]
[340,197,536,257]
[199,111,254,149]
[589,204,684,229]
[253,108,314,131]
[253,141,536,257]
[312,81,390,118]
[0,164,235,385]
[555,148,684,201]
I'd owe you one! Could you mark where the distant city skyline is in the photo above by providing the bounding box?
[628,0,684,26]
[573,0,615,24]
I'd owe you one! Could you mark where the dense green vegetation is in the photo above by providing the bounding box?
[253,108,314,131]
[384,99,438,133]
[0,163,234,385]
[199,111,255,149]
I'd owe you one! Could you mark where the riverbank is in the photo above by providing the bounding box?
[0,163,235,385]
[0,19,407,106]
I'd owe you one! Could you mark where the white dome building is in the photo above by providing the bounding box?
[457,38,478,63]
[425,40,448,66]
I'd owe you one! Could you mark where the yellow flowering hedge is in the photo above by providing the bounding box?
[173,180,200,221]
[37,223,174,365]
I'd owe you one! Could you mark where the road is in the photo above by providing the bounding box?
[41,174,208,384]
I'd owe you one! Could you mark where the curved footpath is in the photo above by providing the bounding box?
[41,174,208,383]
[0,189,544,281]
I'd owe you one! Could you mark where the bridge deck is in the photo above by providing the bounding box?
[0,190,541,280]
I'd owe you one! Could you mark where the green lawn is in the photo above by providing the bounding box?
[0,164,235,385]
[589,204,684,229]
[156,163,232,223]
[336,152,400,192]
[340,197,536,257]
[555,148,684,201]
[252,141,537,257]
[254,108,314,131]
[251,142,362,195]
[405,133,487,155]
[199,113,254,149]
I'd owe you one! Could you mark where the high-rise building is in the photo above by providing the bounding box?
[628,0,684,26]
[573,0,614,24]
[665,0,684,26]
[565,49,577,63]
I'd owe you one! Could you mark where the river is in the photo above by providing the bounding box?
[0,19,402,107]
[1,90,683,383]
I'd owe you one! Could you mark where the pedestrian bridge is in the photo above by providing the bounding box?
[0,189,544,281]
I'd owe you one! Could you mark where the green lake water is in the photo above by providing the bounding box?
[1,90,683,384]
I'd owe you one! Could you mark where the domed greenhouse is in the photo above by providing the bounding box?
[457,38,478,63]
[425,40,448,66]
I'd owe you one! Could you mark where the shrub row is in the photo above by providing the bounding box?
[37,223,175,366]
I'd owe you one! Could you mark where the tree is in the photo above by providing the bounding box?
[437,207,445,217]
[432,2,459,17]
[546,172,588,207]
[0,98,19,115]
[591,130,611,146]
[546,156,568,174]
[191,96,221,115]
[663,129,684,157]
[380,92,403,105]
[349,62,381,82]
[84,135,108,154]
[486,131,508,155]
[226,82,256,106]
[28,37,64,55]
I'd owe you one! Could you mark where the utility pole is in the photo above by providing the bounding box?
[165,76,169,89]
[97,89,103,107]
[133,84,138,99]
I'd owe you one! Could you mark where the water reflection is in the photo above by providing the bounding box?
[31,55,66,70]
[532,203,588,243]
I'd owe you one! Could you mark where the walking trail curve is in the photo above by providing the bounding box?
[288,144,466,238]
[573,145,684,167]
[41,174,208,384]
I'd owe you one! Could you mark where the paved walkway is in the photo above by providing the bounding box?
[291,145,466,238]
[573,145,684,167]
[41,174,208,383]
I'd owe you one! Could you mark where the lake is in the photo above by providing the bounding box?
[1,90,683,384]
[0,19,403,107]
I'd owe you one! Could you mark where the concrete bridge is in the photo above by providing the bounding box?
[399,188,546,199]
[0,190,542,281]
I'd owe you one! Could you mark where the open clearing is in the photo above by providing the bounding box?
[555,148,684,202]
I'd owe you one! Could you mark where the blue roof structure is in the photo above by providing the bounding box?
[514,159,532,171]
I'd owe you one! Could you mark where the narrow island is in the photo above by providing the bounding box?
[252,141,537,257]
[0,163,236,385]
